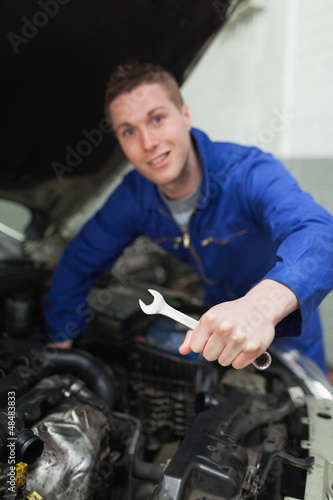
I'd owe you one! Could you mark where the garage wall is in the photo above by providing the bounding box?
[181,0,333,368]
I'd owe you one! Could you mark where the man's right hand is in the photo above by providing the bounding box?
[179,279,299,369]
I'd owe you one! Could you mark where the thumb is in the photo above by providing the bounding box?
[179,330,193,355]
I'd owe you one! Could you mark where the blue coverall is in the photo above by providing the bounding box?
[44,128,333,372]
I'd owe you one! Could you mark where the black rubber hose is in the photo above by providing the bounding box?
[227,400,295,444]
[0,413,44,465]
[15,428,44,465]
[113,412,164,484]
[132,457,164,483]
[31,347,114,410]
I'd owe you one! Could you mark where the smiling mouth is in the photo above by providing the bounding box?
[148,152,169,165]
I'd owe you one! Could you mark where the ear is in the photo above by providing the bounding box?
[181,103,192,131]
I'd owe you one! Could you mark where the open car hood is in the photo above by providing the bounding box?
[1,0,235,185]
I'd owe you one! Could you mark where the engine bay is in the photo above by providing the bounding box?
[0,258,333,500]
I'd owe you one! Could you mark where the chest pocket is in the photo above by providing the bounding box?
[200,229,249,247]
[194,227,252,288]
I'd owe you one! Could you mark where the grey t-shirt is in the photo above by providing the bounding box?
[159,182,202,232]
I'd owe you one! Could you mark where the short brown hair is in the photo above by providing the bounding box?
[104,61,184,125]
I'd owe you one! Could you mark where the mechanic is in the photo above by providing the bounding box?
[44,62,333,373]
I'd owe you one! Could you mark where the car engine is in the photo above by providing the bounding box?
[0,256,333,500]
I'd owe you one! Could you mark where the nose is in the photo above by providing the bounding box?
[140,127,158,151]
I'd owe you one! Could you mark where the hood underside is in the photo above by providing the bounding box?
[1,0,235,186]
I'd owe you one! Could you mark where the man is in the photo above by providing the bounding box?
[44,62,333,372]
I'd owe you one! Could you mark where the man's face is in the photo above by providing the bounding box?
[109,83,197,196]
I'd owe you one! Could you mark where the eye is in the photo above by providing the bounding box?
[123,128,134,138]
[153,115,163,124]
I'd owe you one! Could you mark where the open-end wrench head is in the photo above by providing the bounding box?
[138,289,164,315]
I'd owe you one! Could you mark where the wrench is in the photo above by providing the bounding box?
[139,289,271,370]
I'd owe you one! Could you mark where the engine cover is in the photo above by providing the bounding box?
[151,392,250,500]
